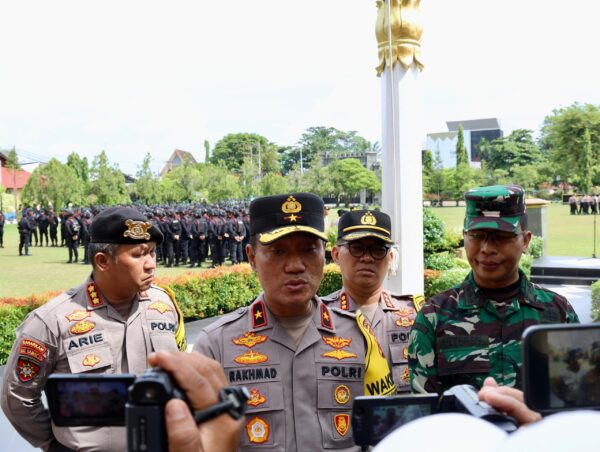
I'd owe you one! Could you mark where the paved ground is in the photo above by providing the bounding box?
[0,286,593,451]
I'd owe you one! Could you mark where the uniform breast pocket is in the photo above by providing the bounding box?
[436,335,491,376]
[149,333,179,352]
[66,344,114,374]
[239,382,285,451]
[389,343,411,391]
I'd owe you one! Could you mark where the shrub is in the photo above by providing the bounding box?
[519,254,533,277]
[423,209,446,254]
[527,235,544,259]
[591,280,600,322]
[424,267,469,298]
[318,263,343,296]
[424,252,456,271]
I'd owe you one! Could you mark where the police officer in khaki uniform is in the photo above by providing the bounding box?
[1,206,186,452]
[322,210,422,393]
[194,193,395,451]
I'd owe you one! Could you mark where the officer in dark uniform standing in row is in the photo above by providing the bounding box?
[160,210,176,267]
[48,209,58,247]
[189,210,208,268]
[227,210,246,265]
[65,210,81,263]
[28,208,39,247]
[80,210,93,264]
[0,210,5,248]
[18,209,35,256]
[194,193,396,451]
[38,210,49,247]
[323,210,422,392]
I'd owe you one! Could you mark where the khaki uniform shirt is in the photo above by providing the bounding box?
[193,295,366,452]
[1,277,181,452]
[322,289,420,393]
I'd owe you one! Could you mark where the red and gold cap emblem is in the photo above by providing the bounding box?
[233,332,268,348]
[86,283,103,308]
[334,414,350,436]
[247,388,267,407]
[246,416,270,444]
[322,350,358,361]
[70,320,96,335]
[334,385,350,405]
[82,354,101,367]
[17,358,40,382]
[148,301,172,314]
[19,339,47,363]
[66,310,91,322]
[322,336,352,349]
[234,350,269,365]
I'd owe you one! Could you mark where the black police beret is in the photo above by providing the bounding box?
[249,193,327,245]
[90,207,164,245]
[338,210,393,244]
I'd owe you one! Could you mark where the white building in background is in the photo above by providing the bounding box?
[425,118,503,168]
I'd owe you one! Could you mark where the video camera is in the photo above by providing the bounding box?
[45,368,249,452]
[352,384,517,447]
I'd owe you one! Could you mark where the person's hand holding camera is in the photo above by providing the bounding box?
[478,377,541,427]
[148,351,242,452]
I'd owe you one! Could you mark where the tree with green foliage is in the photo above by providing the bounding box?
[277,145,301,175]
[159,157,203,202]
[455,125,469,167]
[479,129,542,175]
[133,153,161,204]
[211,133,279,174]
[201,163,242,202]
[259,172,289,196]
[425,149,446,205]
[4,148,21,216]
[328,158,381,206]
[540,102,600,183]
[511,165,539,193]
[448,163,481,206]
[22,158,85,210]
[66,152,89,183]
[295,126,346,170]
[301,161,334,198]
[88,151,129,205]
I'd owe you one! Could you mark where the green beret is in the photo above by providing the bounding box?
[90,207,164,245]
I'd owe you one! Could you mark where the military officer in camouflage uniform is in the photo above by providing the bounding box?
[1,206,186,452]
[323,210,422,392]
[408,185,579,394]
[194,193,395,451]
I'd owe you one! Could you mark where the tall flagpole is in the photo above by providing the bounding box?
[376,0,425,295]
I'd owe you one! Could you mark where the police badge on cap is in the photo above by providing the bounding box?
[89,207,164,245]
[249,193,328,244]
[337,210,393,244]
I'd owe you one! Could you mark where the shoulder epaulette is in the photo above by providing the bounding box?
[202,308,248,334]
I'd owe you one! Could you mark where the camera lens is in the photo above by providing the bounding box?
[144,388,157,401]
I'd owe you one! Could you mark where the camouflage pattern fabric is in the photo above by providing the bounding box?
[464,184,525,233]
[408,270,579,394]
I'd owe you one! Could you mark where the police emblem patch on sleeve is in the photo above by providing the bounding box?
[19,338,48,363]
[17,358,40,382]
[334,385,350,405]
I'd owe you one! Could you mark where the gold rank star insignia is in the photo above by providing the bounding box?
[252,301,268,328]
[288,214,298,222]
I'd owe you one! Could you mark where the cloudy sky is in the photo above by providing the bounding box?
[1,0,598,174]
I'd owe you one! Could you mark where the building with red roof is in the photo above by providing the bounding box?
[0,152,31,194]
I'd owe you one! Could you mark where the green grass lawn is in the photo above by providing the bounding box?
[0,224,210,298]
[430,202,600,257]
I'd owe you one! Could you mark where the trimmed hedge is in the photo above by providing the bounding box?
[591,280,600,322]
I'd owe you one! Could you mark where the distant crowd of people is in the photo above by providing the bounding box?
[568,194,600,215]
[9,203,252,267]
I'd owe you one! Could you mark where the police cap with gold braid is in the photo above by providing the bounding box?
[89,206,164,245]
[337,209,393,244]
[249,193,328,244]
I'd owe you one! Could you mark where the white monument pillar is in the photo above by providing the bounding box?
[376,0,425,295]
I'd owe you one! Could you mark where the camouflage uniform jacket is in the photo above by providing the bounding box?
[1,277,182,452]
[408,270,579,394]
[194,295,367,452]
[322,288,421,392]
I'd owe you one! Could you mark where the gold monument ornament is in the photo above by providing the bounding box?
[375,0,424,76]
